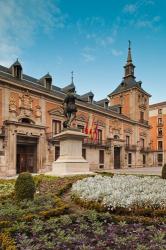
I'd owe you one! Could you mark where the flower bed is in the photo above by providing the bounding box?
[71,175,166,210]
[10,211,166,250]
[0,180,15,198]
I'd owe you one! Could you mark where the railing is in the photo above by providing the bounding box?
[139,119,149,125]
[83,138,110,148]
[157,123,164,127]
[157,134,163,138]
[125,144,137,151]
[140,147,151,153]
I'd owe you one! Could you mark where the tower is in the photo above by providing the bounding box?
[108,41,151,123]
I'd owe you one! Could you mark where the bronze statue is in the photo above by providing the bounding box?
[63,86,77,128]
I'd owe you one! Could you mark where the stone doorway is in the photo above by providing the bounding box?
[114,147,121,169]
[16,136,37,174]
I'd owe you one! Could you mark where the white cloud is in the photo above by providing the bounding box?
[136,16,161,29]
[111,49,123,57]
[123,4,137,14]
[0,0,66,66]
[81,47,96,62]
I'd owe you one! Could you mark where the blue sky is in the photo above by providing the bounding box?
[0,0,165,104]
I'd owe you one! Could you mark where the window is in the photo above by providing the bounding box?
[140,138,145,149]
[52,120,61,135]
[82,148,86,159]
[158,141,163,151]
[97,129,102,143]
[55,146,60,161]
[158,118,162,125]
[126,136,130,146]
[128,153,132,166]
[143,154,146,165]
[158,128,163,137]
[158,109,162,114]
[119,107,122,114]
[157,154,163,166]
[140,111,144,121]
[114,135,119,140]
[99,150,104,168]
[14,66,22,79]
[77,124,84,133]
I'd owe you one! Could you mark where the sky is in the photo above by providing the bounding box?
[0,0,165,104]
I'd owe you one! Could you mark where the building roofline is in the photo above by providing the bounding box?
[0,74,150,128]
[149,101,166,108]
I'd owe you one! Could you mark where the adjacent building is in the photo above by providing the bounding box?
[0,44,153,177]
[149,102,166,166]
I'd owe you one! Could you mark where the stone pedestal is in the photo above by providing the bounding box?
[52,129,90,175]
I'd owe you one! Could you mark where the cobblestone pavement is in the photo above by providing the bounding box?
[107,167,162,176]
[1,167,162,179]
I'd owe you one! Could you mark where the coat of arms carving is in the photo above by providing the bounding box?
[19,91,33,117]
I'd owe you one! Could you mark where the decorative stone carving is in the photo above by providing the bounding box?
[9,96,17,112]
[35,105,42,118]
[112,119,121,130]
[124,127,133,134]
[49,106,64,116]
[140,131,147,137]
[19,91,33,117]
[9,95,17,121]
[76,114,86,122]
[96,120,105,127]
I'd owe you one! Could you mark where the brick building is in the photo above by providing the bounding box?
[149,102,166,166]
[0,44,153,177]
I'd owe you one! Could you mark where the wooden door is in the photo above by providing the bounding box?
[114,147,121,169]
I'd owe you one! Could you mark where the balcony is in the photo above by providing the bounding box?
[157,148,163,152]
[83,138,110,148]
[139,119,149,125]
[140,147,151,153]
[157,122,164,127]
[125,144,137,151]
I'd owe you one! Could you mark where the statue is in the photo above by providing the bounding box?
[63,86,77,128]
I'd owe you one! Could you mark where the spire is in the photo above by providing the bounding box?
[124,40,135,79]
[127,40,132,62]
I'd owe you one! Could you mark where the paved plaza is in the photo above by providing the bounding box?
[109,167,162,176]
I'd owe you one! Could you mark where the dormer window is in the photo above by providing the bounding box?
[88,95,93,103]
[40,73,52,90]
[104,101,109,109]
[11,59,22,79]
[45,77,52,90]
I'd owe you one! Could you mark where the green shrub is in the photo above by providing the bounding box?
[161,164,166,179]
[15,172,36,201]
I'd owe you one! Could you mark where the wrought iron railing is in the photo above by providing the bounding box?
[140,147,151,153]
[125,144,137,151]
[139,119,149,125]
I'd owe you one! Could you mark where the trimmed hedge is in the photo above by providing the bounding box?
[15,172,36,201]
[162,164,166,179]
[72,194,166,218]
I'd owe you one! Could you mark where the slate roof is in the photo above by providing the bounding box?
[0,61,150,126]
[61,83,75,93]
[108,77,151,97]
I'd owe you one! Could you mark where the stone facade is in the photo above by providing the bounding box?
[149,102,166,166]
[0,45,154,177]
